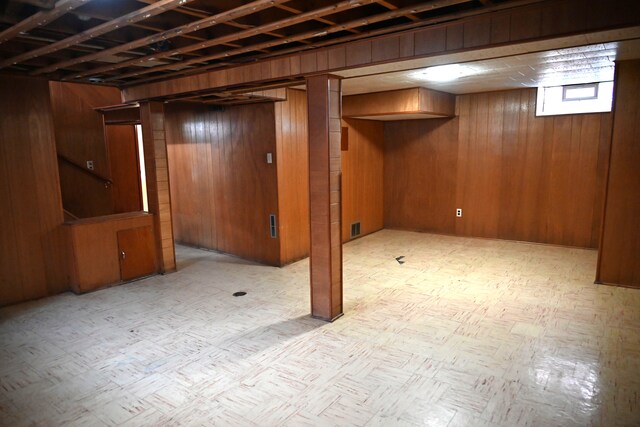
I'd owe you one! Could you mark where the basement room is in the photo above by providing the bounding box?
[1,0,639,425]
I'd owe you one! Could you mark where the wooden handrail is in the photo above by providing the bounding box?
[57,153,112,187]
[63,209,79,221]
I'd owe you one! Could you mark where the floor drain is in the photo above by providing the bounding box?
[233,291,247,297]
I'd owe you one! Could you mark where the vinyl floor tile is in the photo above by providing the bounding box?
[1,230,639,426]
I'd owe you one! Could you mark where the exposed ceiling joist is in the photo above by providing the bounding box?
[0,0,547,85]
[275,3,361,34]
[66,0,381,80]
[0,0,93,44]
[107,0,471,83]
[130,0,546,86]
[0,0,198,69]
[375,0,420,21]
[31,0,289,75]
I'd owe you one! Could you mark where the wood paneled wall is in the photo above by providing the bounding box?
[275,89,310,265]
[274,90,386,266]
[385,88,611,248]
[57,161,114,218]
[49,81,122,218]
[384,116,459,235]
[0,76,68,306]
[597,60,640,287]
[342,119,385,240]
[165,102,280,266]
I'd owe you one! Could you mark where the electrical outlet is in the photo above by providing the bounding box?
[456,208,462,217]
[86,160,94,170]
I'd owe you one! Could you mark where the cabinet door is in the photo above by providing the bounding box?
[117,226,156,281]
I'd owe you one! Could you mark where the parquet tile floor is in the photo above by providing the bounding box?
[1,230,639,426]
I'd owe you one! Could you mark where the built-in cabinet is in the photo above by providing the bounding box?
[66,212,157,293]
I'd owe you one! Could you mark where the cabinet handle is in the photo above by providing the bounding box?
[121,251,126,260]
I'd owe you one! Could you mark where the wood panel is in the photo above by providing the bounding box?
[66,212,156,293]
[122,0,640,102]
[344,88,419,117]
[275,90,387,264]
[49,82,121,176]
[307,75,343,321]
[49,81,122,218]
[384,88,611,248]
[384,116,460,234]
[140,102,176,273]
[328,87,456,120]
[342,119,385,240]
[275,89,310,265]
[105,125,143,214]
[165,102,281,266]
[597,60,640,287]
[0,75,68,306]
[57,160,114,218]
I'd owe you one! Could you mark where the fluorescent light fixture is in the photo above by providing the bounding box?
[412,64,479,82]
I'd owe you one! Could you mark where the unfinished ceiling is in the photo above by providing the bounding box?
[0,0,529,86]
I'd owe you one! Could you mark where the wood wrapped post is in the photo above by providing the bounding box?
[306,74,343,321]
[139,101,176,273]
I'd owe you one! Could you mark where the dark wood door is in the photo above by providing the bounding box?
[117,226,156,281]
[106,125,142,213]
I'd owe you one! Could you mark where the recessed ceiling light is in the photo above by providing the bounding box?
[412,64,479,82]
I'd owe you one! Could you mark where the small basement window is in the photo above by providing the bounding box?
[536,81,614,116]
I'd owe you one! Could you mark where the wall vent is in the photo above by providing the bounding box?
[350,222,361,239]
[269,214,277,238]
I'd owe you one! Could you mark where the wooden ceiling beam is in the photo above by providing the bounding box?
[73,10,210,43]
[275,4,361,34]
[478,0,493,5]
[68,0,382,79]
[109,0,472,83]
[222,19,301,42]
[0,0,199,69]
[127,0,545,87]
[32,0,289,75]
[138,2,208,19]
[375,0,420,21]
[0,0,94,44]
[137,0,307,44]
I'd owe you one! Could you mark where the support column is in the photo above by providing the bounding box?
[596,60,640,287]
[306,74,343,321]
[140,101,176,273]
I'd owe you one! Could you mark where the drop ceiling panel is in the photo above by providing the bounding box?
[340,32,640,95]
